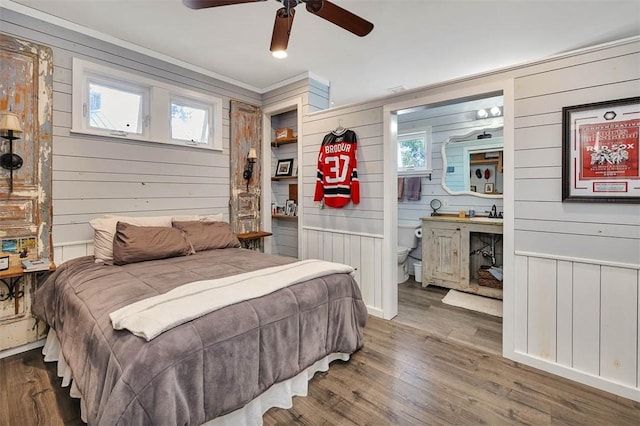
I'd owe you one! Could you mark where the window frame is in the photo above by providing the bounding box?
[72,58,223,151]
[169,95,213,146]
[86,74,150,137]
[397,128,432,176]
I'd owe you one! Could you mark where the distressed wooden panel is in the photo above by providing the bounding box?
[0,199,35,227]
[229,100,262,235]
[0,35,53,260]
[0,35,53,352]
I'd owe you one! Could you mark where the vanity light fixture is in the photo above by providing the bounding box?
[475,106,503,120]
[0,110,24,193]
[243,147,258,191]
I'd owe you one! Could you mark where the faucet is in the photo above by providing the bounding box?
[489,204,497,218]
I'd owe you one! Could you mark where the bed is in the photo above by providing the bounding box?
[33,218,367,425]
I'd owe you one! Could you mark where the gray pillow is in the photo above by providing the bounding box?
[113,222,194,265]
[172,221,241,252]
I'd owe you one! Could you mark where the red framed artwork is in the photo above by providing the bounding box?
[562,97,640,203]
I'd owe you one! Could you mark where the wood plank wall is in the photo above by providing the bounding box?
[262,77,330,259]
[1,8,262,248]
[301,39,640,400]
[397,116,504,224]
[270,109,299,258]
[510,40,640,400]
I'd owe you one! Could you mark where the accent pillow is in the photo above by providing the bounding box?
[172,221,241,252]
[90,215,173,263]
[113,222,194,265]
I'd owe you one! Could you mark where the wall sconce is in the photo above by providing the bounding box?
[242,148,258,191]
[475,106,503,120]
[0,111,24,193]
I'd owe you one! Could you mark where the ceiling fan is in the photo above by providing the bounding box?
[183,0,374,56]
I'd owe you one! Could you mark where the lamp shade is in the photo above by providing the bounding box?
[248,148,257,160]
[0,111,23,135]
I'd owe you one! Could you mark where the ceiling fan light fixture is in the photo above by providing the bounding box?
[272,50,288,59]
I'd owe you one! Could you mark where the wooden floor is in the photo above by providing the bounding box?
[394,279,503,356]
[2,314,638,425]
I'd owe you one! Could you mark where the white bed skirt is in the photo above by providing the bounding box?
[42,329,350,425]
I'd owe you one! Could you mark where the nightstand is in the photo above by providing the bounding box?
[237,231,272,251]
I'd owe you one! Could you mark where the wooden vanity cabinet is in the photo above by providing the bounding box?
[424,226,463,288]
[421,216,503,299]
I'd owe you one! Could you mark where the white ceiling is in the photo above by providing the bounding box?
[5,0,640,107]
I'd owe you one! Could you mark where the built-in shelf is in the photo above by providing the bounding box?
[271,175,298,181]
[272,214,297,221]
[271,138,297,147]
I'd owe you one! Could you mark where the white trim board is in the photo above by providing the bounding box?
[0,339,45,360]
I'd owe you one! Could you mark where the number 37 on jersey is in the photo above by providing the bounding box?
[314,129,360,208]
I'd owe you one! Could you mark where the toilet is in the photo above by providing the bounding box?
[398,224,420,283]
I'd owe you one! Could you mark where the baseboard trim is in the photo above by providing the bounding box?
[0,339,45,359]
[511,350,639,402]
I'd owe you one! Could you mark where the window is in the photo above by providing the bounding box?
[170,98,210,144]
[88,79,147,135]
[398,129,432,175]
[72,58,222,150]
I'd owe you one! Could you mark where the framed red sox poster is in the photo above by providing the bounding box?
[562,97,640,203]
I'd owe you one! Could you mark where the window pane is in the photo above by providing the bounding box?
[171,102,209,143]
[398,137,426,169]
[89,82,143,134]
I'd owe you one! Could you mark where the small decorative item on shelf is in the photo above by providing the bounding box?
[275,128,294,141]
[275,158,294,176]
[285,199,297,216]
[22,258,52,272]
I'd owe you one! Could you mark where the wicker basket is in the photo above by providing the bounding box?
[478,267,503,289]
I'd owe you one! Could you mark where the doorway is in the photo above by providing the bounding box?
[382,80,515,356]
[261,98,303,258]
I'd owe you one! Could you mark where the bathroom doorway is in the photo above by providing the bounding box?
[383,81,513,355]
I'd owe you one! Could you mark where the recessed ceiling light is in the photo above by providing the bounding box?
[272,50,287,59]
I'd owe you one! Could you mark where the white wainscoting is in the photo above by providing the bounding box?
[513,252,639,401]
[302,227,384,317]
[53,240,93,264]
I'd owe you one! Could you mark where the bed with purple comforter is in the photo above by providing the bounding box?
[33,247,367,425]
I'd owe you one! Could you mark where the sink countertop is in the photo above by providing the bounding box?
[421,214,503,226]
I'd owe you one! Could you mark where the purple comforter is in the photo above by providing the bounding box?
[33,248,367,425]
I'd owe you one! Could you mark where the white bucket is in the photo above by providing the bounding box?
[414,261,422,283]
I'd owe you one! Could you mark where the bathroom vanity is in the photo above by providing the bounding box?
[421,215,503,299]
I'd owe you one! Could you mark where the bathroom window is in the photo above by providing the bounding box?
[398,129,432,176]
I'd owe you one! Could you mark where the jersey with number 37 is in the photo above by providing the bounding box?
[313,129,360,208]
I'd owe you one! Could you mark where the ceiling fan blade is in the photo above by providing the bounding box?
[183,0,266,9]
[270,7,295,52]
[305,0,373,37]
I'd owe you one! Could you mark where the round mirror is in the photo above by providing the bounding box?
[430,198,442,215]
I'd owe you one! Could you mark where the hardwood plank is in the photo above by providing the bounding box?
[1,349,81,426]
[395,279,503,355]
[2,315,638,425]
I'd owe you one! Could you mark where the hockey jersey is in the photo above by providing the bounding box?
[313,129,360,208]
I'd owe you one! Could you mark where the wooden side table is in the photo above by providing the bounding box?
[237,231,272,251]
[0,262,56,315]
[0,263,57,301]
